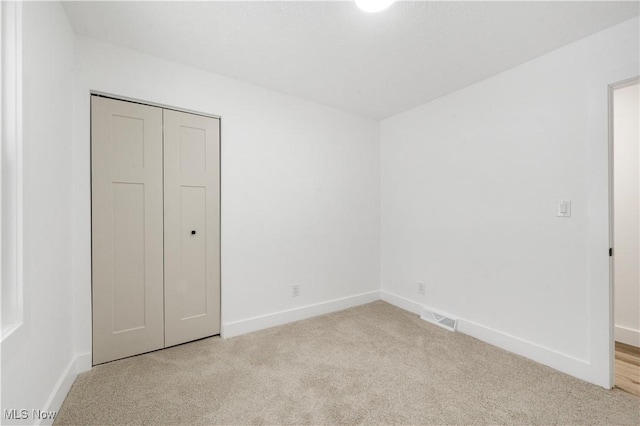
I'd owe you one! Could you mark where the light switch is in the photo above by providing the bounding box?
[557,200,571,217]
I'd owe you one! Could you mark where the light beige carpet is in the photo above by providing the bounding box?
[55,301,640,425]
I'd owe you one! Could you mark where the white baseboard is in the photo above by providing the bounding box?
[380,290,423,315]
[40,352,91,426]
[380,290,592,384]
[615,325,640,347]
[75,352,92,374]
[457,319,591,383]
[222,290,381,338]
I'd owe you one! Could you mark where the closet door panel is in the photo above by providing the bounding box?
[91,96,164,364]
[164,109,220,347]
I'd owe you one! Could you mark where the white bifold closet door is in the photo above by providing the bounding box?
[92,96,220,365]
[163,109,220,347]
[91,97,165,365]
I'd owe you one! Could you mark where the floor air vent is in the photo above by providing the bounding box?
[420,308,457,332]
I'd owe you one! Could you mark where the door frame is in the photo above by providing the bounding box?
[91,91,221,120]
[607,76,640,387]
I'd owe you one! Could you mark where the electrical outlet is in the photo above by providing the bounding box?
[418,282,425,295]
[292,284,300,297]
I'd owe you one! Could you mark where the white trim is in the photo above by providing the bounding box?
[0,0,24,342]
[39,353,91,426]
[615,325,640,347]
[222,290,380,338]
[380,290,422,315]
[380,290,592,384]
[607,79,616,390]
[74,352,93,375]
[457,319,592,384]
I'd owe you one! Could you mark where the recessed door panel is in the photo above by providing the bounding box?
[112,182,146,333]
[92,96,164,364]
[112,115,144,170]
[164,109,220,347]
[179,126,207,179]
[179,186,207,320]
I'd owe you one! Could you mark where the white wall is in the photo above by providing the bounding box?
[3,6,636,417]
[614,83,640,347]
[380,18,639,387]
[1,2,79,424]
[72,37,381,356]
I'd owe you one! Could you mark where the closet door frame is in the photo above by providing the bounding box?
[90,92,222,363]
[91,92,221,122]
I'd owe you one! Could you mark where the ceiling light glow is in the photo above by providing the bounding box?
[354,0,395,13]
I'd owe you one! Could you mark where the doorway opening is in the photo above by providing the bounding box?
[609,77,640,397]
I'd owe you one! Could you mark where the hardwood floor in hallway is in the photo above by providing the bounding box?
[615,341,640,397]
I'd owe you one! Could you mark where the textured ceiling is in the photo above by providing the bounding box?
[63,1,640,119]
